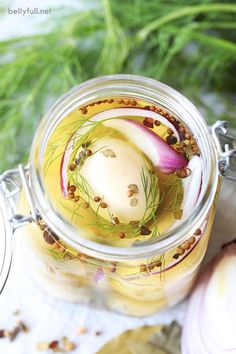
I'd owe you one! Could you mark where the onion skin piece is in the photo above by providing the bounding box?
[182,242,236,354]
[104,119,188,173]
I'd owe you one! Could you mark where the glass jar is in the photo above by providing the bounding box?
[0,75,235,317]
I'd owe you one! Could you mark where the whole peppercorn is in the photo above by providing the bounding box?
[173,253,180,259]
[143,117,154,128]
[166,135,177,145]
[140,226,152,235]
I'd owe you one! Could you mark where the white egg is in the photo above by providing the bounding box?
[79,137,159,223]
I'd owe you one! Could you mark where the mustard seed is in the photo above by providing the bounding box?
[64,342,76,352]
[194,228,202,236]
[100,202,108,208]
[185,132,191,140]
[130,198,138,206]
[155,260,162,267]
[189,236,196,244]
[94,196,101,202]
[117,99,123,104]
[69,164,76,171]
[74,196,80,202]
[150,105,156,111]
[67,192,75,199]
[182,241,191,250]
[140,264,146,272]
[107,98,114,103]
[69,185,76,192]
[174,209,183,220]
[82,202,90,209]
[143,117,154,128]
[127,190,133,198]
[154,120,161,126]
[80,107,87,115]
[119,232,125,239]
[112,217,120,225]
[167,128,174,135]
[177,247,184,255]
[176,167,191,178]
[130,100,137,106]
[85,149,92,156]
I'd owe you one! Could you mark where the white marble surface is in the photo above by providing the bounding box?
[0,179,235,354]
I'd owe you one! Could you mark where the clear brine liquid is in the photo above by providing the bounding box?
[42,98,201,247]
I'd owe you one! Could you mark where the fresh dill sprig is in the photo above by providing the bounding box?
[139,165,162,226]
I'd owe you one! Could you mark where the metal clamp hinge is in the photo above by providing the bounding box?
[211,121,236,181]
[0,164,39,230]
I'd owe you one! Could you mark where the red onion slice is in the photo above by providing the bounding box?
[104,119,187,173]
[90,107,180,140]
[182,243,236,354]
[181,156,202,217]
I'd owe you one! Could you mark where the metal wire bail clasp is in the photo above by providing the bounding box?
[0,164,39,230]
[211,121,236,181]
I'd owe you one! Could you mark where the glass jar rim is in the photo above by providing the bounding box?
[29,74,219,261]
